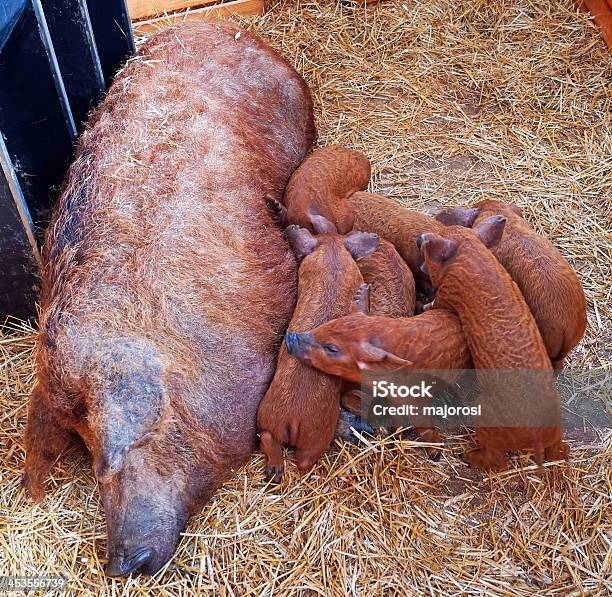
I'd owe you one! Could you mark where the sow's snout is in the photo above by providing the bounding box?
[102,453,189,577]
[285,331,315,359]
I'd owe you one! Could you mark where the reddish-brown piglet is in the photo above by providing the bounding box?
[285,284,473,454]
[257,226,379,482]
[419,216,568,470]
[268,144,371,233]
[436,199,587,367]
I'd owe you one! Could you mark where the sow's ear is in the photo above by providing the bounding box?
[509,202,523,218]
[344,231,379,260]
[422,233,458,264]
[474,215,506,248]
[285,225,321,261]
[357,342,413,370]
[92,347,169,482]
[435,207,480,228]
[349,283,371,315]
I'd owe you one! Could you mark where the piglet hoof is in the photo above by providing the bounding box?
[265,195,287,226]
[405,427,443,461]
[21,472,45,503]
[545,441,570,463]
[335,408,375,445]
[263,465,284,485]
[461,447,508,470]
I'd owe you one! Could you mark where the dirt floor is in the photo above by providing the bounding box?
[1,1,611,595]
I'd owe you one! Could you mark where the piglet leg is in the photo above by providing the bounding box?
[22,385,71,502]
[259,430,284,484]
[340,385,364,417]
[462,445,509,470]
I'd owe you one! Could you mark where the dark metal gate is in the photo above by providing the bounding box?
[0,0,134,319]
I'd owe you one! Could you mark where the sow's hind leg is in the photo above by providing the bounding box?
[22,385,72,502]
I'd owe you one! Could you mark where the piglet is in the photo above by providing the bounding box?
[435,199,587,368]
[285,284,473,454]
[347,191,442,296]
[257,226,379,482]
[357,239,416,318]
[418,216,568,469]
[267,144,371,234]
[341,240,415,417]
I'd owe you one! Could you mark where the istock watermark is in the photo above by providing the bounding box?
[360,369,611,430]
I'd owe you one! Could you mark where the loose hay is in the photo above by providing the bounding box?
[1,1,611,594]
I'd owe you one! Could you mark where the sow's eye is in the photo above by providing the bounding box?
[323,343,341,356]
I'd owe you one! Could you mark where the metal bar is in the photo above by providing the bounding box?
[0,133,40,320]
[0,0,76,223]
[40,0,106,130]
[31,0,78,142]
[86,0,135,86]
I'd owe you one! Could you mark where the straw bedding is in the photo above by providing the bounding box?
[1,1,610,594]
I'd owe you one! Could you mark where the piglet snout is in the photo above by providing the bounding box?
[285,331,314,358]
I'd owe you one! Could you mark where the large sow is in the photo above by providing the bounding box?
[23,22,316,576]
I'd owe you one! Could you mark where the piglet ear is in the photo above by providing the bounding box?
[357,342,413,368]
[285,225,321,261]
[422,233,458,264]
[435,207,480,227]
[474,215,506,248]
[309,214,338,234]
[92,345,169,483]
[344,231,380,261]
[349,283,370,315]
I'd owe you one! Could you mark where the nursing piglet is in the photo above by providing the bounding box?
[257,226,379,482]
[268,144,371,233]
[347,191,442,295]
[418,216,568,469]
[341,240,415,415]
[357,239,416,318]
[286,284,473,452]
[435,199,587,368]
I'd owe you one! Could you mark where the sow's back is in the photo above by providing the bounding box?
[24,22,316,576]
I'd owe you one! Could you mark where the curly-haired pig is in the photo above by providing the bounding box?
[257,226,379,483]
[23,22,316,577]
[347,191,442,298]
[267,144,371,233]
[285,284,473,452]
[341,240,416,416]
[418,216,568,469]
[357,239,416,318]
[435,200,587,368]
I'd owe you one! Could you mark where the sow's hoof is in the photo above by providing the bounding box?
[263,465,284,485]
[335,408,375,445]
